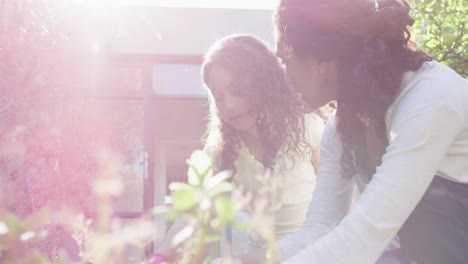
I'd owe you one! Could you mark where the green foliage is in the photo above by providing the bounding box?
[0,210,63,264]
[156,150,245,263]
[410,0,467,76]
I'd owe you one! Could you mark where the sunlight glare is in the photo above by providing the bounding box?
[115,0,279,10]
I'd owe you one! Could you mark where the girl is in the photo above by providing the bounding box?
[150,34,325,263]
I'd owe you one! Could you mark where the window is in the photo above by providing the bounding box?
[153,64,207,98]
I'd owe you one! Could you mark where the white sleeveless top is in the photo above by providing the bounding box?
[233,112,324,237]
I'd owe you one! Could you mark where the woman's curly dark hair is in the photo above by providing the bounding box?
[275,0,431,178]
[201,34,310,173]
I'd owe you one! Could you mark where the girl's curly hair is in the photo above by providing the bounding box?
[275,0,431,178]
[201,35,310,173]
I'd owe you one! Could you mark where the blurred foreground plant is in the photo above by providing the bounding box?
[0,210,59,264]
[152,150,280,264]
[153,150,241,264]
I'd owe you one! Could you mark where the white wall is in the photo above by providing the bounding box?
[104,7,275,55]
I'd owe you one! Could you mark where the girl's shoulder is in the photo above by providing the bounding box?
[303,112,327,149]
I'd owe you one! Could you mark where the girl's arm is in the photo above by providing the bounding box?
[276,114,355,260]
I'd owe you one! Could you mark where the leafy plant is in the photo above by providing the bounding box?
[0,209,66,264]
[410,0,467,76]
[152,150,284,264]
[154,150,244,264]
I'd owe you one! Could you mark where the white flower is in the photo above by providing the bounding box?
[20,231,36,241]
[0,222,9,235]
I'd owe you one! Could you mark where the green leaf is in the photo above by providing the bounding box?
[171,187,200,211]
[214,196,235,223]
[425,38,439,49]
[169,182,193,192]
[4,213,21,235]
[424,0,437,8]
[442,33,457,46]
[187,163,202,186]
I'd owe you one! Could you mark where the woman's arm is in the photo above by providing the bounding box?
[283,79,465,264]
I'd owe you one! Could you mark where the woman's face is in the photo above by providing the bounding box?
[276,38,337,110]
[207,67,257,133]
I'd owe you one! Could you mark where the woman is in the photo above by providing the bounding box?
[258,0,468,263]
[149,34,325,263]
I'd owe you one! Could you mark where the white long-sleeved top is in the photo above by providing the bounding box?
[277,62,468,264]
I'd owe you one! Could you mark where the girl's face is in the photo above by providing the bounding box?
[276,39,337,110]
[207,67,258,133]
